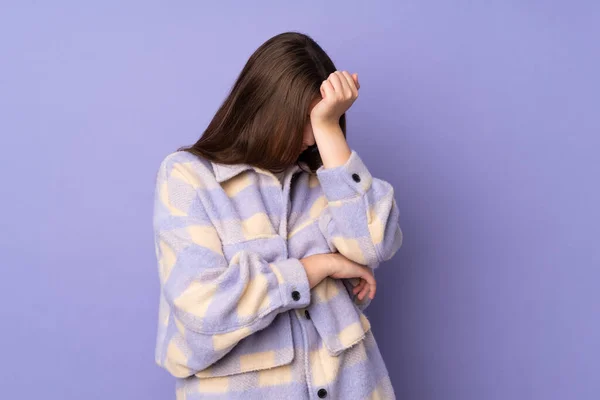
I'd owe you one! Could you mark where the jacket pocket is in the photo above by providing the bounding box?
[308,277,372,356]
[194,308,295,378]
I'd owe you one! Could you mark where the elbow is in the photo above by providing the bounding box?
[367,189,402,263]
[162,359,195,379]
[157,322,229,379]
[376,224,403,262]
[158,344,200,379]
[369,207,403,263]
[331,225,402,266]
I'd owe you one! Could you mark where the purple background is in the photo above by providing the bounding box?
[1,1,599,399]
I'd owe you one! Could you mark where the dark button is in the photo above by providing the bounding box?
[304,310,311,319]
[352,173,361,182]
[317,388,328,398]
[291,290,301,301]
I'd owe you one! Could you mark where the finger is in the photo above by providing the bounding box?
[353,279,365,294]
[321,80,335,100]
[335,71,353,97]
[341,71,358,97]
[335,71,354,98]
[353,279,366,294]
[328,72,344,94]
[369,280,376,299]
[352,73,360,90]
[361,270,376,298]
[358,283,370,301]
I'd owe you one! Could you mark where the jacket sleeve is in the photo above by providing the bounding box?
[316,149,403,267]
[154,157,311,378]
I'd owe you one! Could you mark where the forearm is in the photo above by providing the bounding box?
[312,121,352,169]
[315,147,403,265]
[300,253,333,288]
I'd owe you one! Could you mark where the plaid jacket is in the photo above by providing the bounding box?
[153,148,403,399]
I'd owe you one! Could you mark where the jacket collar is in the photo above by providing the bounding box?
[211,162,253,183]
[211,160,309,183]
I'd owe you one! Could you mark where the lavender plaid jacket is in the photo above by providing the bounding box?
[153,148,403,399]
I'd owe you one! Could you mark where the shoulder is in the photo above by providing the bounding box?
[156,150,217,189]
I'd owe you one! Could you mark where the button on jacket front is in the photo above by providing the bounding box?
[153,149,403,399]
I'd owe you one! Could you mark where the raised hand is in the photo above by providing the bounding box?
[310,71,360,128]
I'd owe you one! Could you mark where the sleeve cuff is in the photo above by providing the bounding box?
[316,150,373,201]
[270,258,311,309]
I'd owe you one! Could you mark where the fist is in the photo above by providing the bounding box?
[310,71,360,126]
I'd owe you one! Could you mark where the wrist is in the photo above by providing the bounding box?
[323,253,338,276]
[310,117,341,132]
[300,254,330,289]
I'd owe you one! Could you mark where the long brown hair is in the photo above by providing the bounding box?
[179,31,346,173]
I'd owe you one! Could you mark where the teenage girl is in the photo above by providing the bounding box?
[153,31,403,399]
